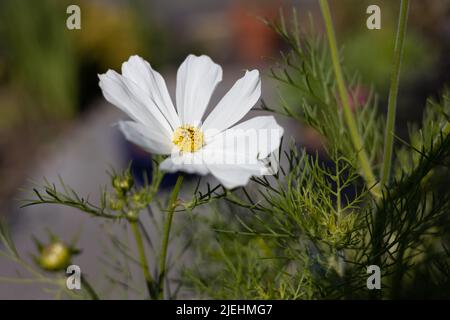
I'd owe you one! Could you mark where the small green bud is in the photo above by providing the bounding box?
[126,210,138,222]
[119,177,133,191]
[112,173,134,194]
[112,176,121,190]
[39,242,71,271]
[109,198,124,211]
[132,192,141,204]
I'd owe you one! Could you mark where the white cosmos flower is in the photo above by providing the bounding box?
[98,54,283,189]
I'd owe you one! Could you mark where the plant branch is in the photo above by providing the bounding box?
[158,174,184,299]
[130,220,155,298]
[81,274,100,300]
[319,0,380,198]
[381,0,410,187]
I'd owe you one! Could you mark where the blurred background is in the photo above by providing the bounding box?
[0,0,449,298]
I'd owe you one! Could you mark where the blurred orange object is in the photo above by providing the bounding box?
[228,0,282,65]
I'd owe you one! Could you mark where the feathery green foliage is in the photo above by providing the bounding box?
[184,9,450,299]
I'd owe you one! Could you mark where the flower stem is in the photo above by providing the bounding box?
[158,174,184,299]
[380,0,410,187]
[130,220,155,298]
[319,0,380,198]
[81,274,100,300]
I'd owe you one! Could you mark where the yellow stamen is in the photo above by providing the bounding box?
[172,125,204,153]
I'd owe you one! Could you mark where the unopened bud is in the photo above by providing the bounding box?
[112,173,134,194]
[39,242,71,271]
[126,210,138,223]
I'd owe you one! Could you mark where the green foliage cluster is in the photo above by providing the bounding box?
[265,11,384,166]
[184,10,450,299]
[0,0,77,121]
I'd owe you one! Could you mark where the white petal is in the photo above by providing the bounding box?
[176,55,222,125]
[99,70,173,137]
[99,71,149,123]
[202,70,261,135]
[160,153,210,175]
[204,116,284,160]
[118,121,172,155]
[121,55,180,130]
[206,162,267,189]
[200,116,283,188]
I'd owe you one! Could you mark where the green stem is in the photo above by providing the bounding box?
[130,220,155,298]
[158,174,184,299]
[380,0,410,187]
[434,121,450,145]
[81,274,100,300]
[319,0,380,198]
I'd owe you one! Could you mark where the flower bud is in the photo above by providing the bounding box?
[109,198,124,211]
[39,242,71,271]
[132,192,140,203]
[112,173,134,194]
[126,210,138,223]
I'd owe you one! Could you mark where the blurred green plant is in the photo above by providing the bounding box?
[0,0,173,129]
[331,0,439,94]
[344,29,436,93]
[72,0,147,70]
[0,0,77,122]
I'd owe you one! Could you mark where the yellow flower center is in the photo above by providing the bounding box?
[172,125,204,153]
